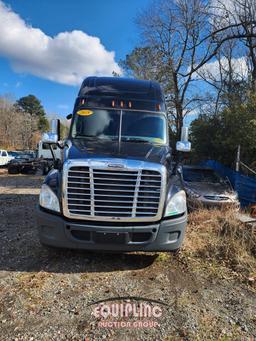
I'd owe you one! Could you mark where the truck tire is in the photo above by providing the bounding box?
[8,165,19,174]
[21,167,37,175]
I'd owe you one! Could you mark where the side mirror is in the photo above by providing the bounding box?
[66,113,73,120]
[42,119,60,144]
[176,127,191,152]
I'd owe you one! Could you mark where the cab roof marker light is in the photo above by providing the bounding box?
[80,99,85,105]
[120,100,124,108]
[112,100,115,107]
[156,103,161,111]
[128,101,132,108]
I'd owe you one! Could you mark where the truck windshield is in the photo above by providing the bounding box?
[71,109,167,144]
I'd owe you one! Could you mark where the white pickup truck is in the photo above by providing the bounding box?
[0,150,13,166]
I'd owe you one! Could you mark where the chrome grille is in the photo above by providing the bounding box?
[63,161,165,222]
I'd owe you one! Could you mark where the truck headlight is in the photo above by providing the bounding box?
[39,184,60,212]
[164,190,187,217]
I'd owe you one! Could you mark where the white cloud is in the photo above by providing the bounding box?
[0,1,122,85]
[195,56,248,81]
[210,0,256,30]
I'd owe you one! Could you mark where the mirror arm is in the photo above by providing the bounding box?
[57,141,65,149]
[173,152,182,175]
[53,158,62,170]
[49,144,62,170]
[66,113,73,120]
[49,144,56,161]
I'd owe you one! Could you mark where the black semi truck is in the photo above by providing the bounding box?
[37,77,191,252]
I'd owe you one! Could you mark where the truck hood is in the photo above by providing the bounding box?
[65,139,171,165]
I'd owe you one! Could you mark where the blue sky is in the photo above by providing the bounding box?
[0,0,150,117]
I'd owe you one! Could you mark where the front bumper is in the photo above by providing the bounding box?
[37,208,187,252]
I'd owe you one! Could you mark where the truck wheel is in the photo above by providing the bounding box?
[8,166,19,174]
[21,168,37,175]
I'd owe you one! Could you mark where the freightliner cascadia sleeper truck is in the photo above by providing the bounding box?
[37,77,191,252]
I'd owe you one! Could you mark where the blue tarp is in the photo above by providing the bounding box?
[201,160,256,207]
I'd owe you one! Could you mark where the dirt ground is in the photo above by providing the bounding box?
[0,171,255,341]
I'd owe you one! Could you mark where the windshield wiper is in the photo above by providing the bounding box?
[121,137,150,143]
[73,134,95,139]
[74,134,118,141]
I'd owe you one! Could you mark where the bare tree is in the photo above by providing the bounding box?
[196,39,249,113]
[135,0,210,138]
[127,0,256,138]
[210,0,256,86]
[191,0,256,114]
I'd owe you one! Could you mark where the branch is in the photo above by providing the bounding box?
[181,32,256,77]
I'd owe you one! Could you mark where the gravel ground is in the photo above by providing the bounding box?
[0,172,255,340]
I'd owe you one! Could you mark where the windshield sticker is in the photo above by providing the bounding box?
[152,138,164,144]
[77,109,93,116]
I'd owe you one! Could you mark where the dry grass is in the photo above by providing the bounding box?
[0,168,7,175]
[184,208,256,280]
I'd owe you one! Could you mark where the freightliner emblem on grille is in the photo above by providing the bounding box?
[107,163,125,168]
